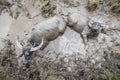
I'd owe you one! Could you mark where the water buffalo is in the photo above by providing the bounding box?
[16,16,67,64]
[67,13,103,45]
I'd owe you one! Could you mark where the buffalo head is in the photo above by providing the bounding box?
[16,36,44,64]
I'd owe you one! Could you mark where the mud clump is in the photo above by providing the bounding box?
[101,46,120,80]
[87,0,99,11]
[0,0,13,7]
[111,3,120,14]
[41,0,56,18]
[0,39,18,80]
[103,0,120,14]
[0,0,13,15]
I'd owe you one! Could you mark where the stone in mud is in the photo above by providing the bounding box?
[87,0,99,11]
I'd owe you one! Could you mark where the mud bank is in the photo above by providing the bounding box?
[0,0,120,80]
[0,13,12,38]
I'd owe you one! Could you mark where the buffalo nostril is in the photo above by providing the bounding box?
[23,50,34,64]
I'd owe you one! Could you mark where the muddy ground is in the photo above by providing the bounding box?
[0,0,120,80]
